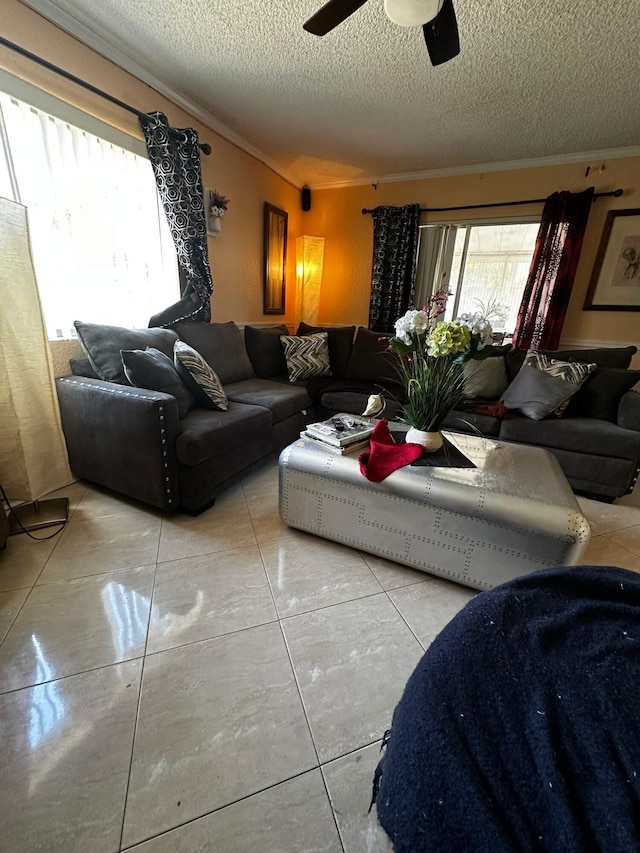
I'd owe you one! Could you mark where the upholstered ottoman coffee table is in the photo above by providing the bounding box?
[278,429,590,591]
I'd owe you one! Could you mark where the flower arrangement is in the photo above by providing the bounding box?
[208,189,229,218]
[389,292,495,433]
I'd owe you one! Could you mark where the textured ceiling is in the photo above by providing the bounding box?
[21,0,640,187]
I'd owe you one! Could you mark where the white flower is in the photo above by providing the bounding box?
[455,311,493,350]
[394,309,430,344]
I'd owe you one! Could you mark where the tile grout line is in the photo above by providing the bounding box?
[275,616,346,853]
[252,502,347,851]
[117,764,338,852]
[116,514,164,851]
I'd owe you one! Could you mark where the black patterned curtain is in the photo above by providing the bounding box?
[139,111,213,327]
[368,204,422,333]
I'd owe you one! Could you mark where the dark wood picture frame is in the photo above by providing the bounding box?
[263,202,288,314]
[584,208,640,311]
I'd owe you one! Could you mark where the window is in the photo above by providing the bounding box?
[0,71,178,341]
[415,220,539,335]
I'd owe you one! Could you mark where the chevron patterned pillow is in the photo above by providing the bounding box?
[174,340,228,411]
[280,332,332,383]
[523,351,597,415]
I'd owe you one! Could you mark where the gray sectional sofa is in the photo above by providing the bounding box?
[56,321,312,513]
[56,320,640,513]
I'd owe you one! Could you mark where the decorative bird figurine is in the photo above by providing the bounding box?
[361,394,386,417]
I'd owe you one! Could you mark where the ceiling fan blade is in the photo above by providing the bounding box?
[303,0,370,36]
[422,0,460,66]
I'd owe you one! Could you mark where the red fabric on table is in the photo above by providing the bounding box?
[358,419,423,483]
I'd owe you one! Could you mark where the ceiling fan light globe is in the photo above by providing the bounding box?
[383,0,443,27]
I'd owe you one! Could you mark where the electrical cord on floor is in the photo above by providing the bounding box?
[0,482,68,541]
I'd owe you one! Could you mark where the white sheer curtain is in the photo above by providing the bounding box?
[414,224,459,309]
[0,197,72,502]
[0,91,178,339]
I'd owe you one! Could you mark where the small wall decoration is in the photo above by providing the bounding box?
[205,188,229,237]
[584,208,640,311]
[263,202,288,314]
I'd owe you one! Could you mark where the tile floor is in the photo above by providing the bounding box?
[1,459,640,852]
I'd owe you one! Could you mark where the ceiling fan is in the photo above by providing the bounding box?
[303,0,460,66]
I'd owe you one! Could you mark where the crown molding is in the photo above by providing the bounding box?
[18,3,640,195]
[310,146,640,190]
[19,0,304,189]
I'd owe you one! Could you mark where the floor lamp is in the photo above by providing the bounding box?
[296,235,325,325]
[0,197,72,535]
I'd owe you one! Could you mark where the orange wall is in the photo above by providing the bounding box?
[0,0,301,327]
[304,158,640,354]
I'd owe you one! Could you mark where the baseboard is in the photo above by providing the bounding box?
[559,337,639,350]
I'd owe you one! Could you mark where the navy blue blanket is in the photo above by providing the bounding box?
[374,565,640,852]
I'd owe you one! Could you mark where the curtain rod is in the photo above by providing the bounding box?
[0,35,211,155]
[361,188,624,215]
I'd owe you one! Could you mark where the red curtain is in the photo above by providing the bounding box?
[512,187,594,351]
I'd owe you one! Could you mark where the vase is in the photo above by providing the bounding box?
[208,214,222,235]
[405,427,443,453]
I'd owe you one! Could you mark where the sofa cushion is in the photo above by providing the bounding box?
[70,355,99,379]
[176,403,271,466]
[74,320,179,384]
[566,368,640,422]
[499,415,640,461]
[224,378,312,424]
[172,321,255,384]
[296,322,356,377]
[244,324,289,378]
[441,408,503,437]
[463,357,509,399]
[121,347,194,419]
[618,390,640,432]
[174,341,228,411]
[505,345,638,383]
[281,332,331,382]
[346,327,399,386]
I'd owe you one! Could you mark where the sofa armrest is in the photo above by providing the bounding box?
[56,376,181,511]
[618,390,640,432]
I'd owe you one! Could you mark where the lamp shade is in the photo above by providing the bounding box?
[384,0,442,26]
[296,236,325,326]
[0,197,72,502]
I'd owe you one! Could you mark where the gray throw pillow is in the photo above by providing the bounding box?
[522,352,596,415]
[74,320,179,384]
[121,347,194,419]
[174,341,228,411]
[501,365,582,420]
[280,332,331,383]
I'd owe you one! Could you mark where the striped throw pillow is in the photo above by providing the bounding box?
[280,332,332,383]
[174,341,228,411]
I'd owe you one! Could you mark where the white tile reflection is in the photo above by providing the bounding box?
[28,635,65,750]
[102,581,151,660]
[0,568,154,694]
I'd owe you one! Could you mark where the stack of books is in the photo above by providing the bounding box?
[301,414,376,455]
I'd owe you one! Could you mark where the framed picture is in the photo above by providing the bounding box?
[584,209,640,311]
[263,202,288,314]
